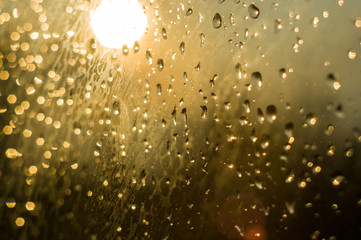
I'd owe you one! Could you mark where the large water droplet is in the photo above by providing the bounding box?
[212,13,222,29]
[248,4,260,19]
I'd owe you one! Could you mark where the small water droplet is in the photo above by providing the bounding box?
[251,72,262,88]
[162,28,167,39]
[212,13,222,29]
[179,42,185,54]
[200,105,207,119]
[200,33,205,47]
[248,4,260,19]
[265,105,277,123]
[195,62,201,72]
[352,128,361,142]
[235,63,243,79]
[257,108,264,124]
[306,113,317,126]
[145,50,152,64]
[284,122,294,138]
[157,84,162,95]
[134,41,140,53]
[327,73,341,90]
[260,134,271,149]
[157,59,164,71]
[185,8,193,16]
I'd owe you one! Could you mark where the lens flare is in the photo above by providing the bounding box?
[90,0,147,49]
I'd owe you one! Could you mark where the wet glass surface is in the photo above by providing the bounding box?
[1,0,361,239]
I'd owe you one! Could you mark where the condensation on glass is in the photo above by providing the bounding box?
[1,0,361,239]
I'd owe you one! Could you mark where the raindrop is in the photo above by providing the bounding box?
[157,59,164,71]
[243,100,250,113]
[157,84,162,95]
[348,50,357,60]
[265,105,277,123]
[134,41,140,53]
[161,28,167,39]
[284,122,294,138]
[185,8,193,16]
[210,74,218,88]
[200,105,207,119]
[256,108,264,124]
[260,134,271,149]
[334,104,345,118]
[332,175,345,186]
[251,71,262,88]
[306,113,317,126]
[212,13,222,29]
[229,13,235,26]
[195,62,201,72]
[179,42,185,54]
[248,4,260,19]
[279,68,287,79]
[145,50,152,64]
[200,33,205,47]
[325,124,334,135]
[352,128,361,142]
[0,96,7,113]
[235,63,243,79]
[326,73,341,90]
[122,45,129,55]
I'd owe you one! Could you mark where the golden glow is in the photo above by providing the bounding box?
[90,0,147,49]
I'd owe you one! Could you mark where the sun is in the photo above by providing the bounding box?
[90,0,147,49]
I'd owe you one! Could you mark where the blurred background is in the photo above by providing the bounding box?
[1,0,361,239]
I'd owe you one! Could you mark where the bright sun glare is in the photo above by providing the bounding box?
[90,0,147,49]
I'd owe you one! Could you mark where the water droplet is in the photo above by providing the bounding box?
[248,4,260,19]
[355,18,361,28]
[200,33,205,47]
[156,84,162,95]
[235,63,243,79]
[325,124,334,135]
[348,50,357,59]
[145,50,152,64]
[332,175,345,186]
[306,113,317,126]
[284,122,294,138]
[279,68,287,79]
[229,13,235,26]
[265,105,277,123]
[210,74,218,88]
[212,13,222,29]
[157,59,164,71]
[243,100,250,113]
[352,128,361,142]
[260,134,271,149]
[161,28,167,39]
[134,41,140,53]
[185,8,193,16]
[179,42,185,54]
[195,62,201,72]
[200,105,207,119]
[326,73,341,90]
[251,72,262,88]
[122,45,129,55]
[256,108,264,124]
